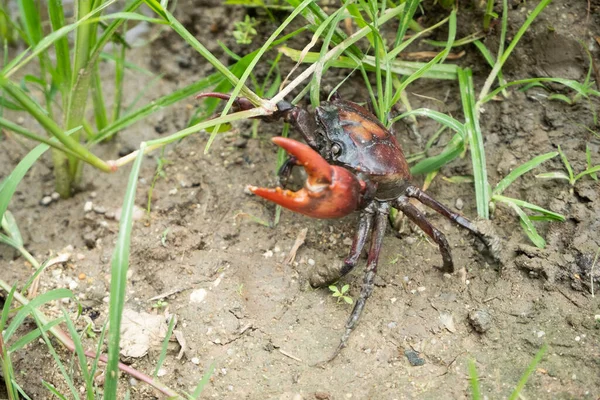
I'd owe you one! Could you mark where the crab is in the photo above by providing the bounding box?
[199,92,499,361]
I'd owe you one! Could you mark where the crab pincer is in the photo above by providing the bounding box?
[248,137,364,219]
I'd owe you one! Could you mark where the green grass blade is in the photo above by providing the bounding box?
[508,344,548,400]
[0,80,110,171]
[392,109,466,138]
[47,0,72,92]
[3,1,116,78]
[468,359,481,400]
[31,312,80,400]
[205,0,314,152]
[280,46,458,80]
[493,194,565,221]
[478,0,552,102]
[391,10,456,104]
[493,152,558,196]
[1,211,23,248]
[0,285,17,331]
[3,288,73,342]
[62,309,93,398]
[574,165,600,182]
[8,317,63,352]
[483,77,600,104]
[0,140,50,222]
[509,202,546,248]
[410,133,465,176]
[191,362,215,398]
[104,145,145,398]
[458,67,490,218]
[535,171,570,181]
[153,316,175,378]
[42,382,68,400]
[557,145,574,182]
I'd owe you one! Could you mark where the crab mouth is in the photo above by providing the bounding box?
[248,137,363,219]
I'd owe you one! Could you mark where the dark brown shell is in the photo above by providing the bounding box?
[316,99,411,180]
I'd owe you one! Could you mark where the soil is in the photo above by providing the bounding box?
[1,0,600,399]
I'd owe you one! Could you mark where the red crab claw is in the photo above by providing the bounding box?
[248,137,364,219]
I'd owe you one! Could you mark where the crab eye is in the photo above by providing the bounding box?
[331,143,341,157]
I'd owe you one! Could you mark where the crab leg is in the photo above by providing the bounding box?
[395,196,454,273]
[325,201,390,362]
[248,137,364,219]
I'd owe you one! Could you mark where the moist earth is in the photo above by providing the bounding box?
[1,0,599,399]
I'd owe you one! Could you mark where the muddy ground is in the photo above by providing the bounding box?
[1,0,600,399]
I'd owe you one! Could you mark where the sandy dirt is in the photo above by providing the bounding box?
[1,0,599,399]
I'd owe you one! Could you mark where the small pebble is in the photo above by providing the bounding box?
[191,357,200,365]
[156,368,167,377]
[314,392,331,400]
[537,331,545,338]
[404,350,425,366]
[469,309,493,333]
[51,192,60,200]
[84,201,93,212]
[455,198,464,210]
[575,336,581,342]
[190,288,207,303]
[78,273,86,280]
[93,206,106,214]
[307,258,315,266]
[169,188,178,195]
[40,196,53,206]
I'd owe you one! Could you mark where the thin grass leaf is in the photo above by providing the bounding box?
[31,312,80,400]
[0,285,17,331]
[8,317,64,352]
[535,171,570,181]
[0,80,109,171]
[2,1,117,78]
[574,165,600,182]
[1,211,23,247]
[508,202,546,248]
[586,144,598,181]
[62,309,94,398]
[392,109,466,138]
[205,0,313,152]
[11,381,32,400]
[0,117,80,158]
[153,316,176,378]
[548,93,572,104]
[3,288,73,342]
[89,322,108,386]
[191,362,215,399]
[104,145,145,398]
[309,4,349,107]
[557,145,574,182]
[493,152,558,196]
[493,194,565,221]
[279,47,458,80]
[411,133,465,176]
[42,382,68,400]
[468,359,481,400]
[508,344,548,400]
[482,77,599,104]
[48,0,71,94]
[443,175,474,183]
[459,67,490,218]
[0,141,50,222]
[478,0,552,103]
